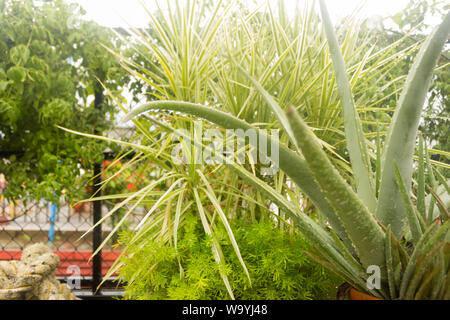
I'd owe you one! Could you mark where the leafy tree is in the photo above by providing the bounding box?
[0,0,127,202]
[370,0,449,167]
[394,0,450,168]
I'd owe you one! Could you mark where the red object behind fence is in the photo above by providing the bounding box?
[0,250,120,277]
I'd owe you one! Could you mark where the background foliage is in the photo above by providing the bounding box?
[0,0,127,202]
[374,0,449,168]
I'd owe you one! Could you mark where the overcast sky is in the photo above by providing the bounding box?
[68,0,411,28]
[66,0,415,118]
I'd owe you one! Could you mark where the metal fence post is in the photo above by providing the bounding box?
[92,162,102,294]
[92,84,104,294]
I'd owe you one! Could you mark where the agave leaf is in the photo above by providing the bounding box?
[394,263,403,290]
[318,0,376,212]
[375,122,382,198]
[426,185,450,221]
[160,115,344,240]
[385,225,397,299]
[433,168,450,196]
[414,261,442,299]
[287,105,385,269]
[394,163,423,245]
[399,221,449,298]
[377,12,450,237]
[417,136,426,217]
[122,100,352,247]
[430,245,449,299]
[404,243,443,299]
[327,228,360,272]
[425,149,438,224]
[380,221,409,273]
[304,250,355,286]
[442,271,450,299]
[304,249,378,298]
[232,59,350,175]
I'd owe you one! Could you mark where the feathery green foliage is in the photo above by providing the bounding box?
[118,216,340,300]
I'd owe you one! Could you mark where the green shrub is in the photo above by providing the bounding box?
[117,215,340,300]
[0,0,126,202]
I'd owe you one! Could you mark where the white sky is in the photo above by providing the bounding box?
[68,0,411,28]
[67,0,414,118]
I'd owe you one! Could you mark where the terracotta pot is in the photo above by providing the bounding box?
[349,288,382,300]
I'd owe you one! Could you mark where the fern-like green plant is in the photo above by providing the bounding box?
[117,215,340,300]
[123,1,450,299]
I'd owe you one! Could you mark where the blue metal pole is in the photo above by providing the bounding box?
[48,202,57,242]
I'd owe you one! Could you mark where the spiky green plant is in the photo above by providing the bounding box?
[65,0,410,297]
[122,1,450,299]
[103,0,423,253]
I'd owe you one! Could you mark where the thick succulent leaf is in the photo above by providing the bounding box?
[399,221,449,298]
[122,100,352,247]
[433,168,450,196]
[394,163,423,245]
[414,261,443,299]
[227,164,374,294]
[375,123,382,198]
[319,0,376,212]
[286,105,385,269]
[426,185,450,221]
[425,151,438,224]
[385,225,397,299]
[377,12,450,237]
[417,136,426,217]
[404,243,443,299]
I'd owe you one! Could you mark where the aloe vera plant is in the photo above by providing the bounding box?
[122,1,450,299]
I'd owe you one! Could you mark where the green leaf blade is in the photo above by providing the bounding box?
[122,100,351,245]
[319,0,376,212]
[377,12,450,237]
[287,105,385,270]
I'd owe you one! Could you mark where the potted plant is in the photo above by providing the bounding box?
[122,1,450,299]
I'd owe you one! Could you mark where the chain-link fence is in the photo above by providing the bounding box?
[0,125,143,299]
